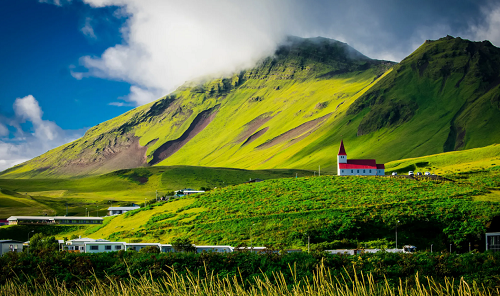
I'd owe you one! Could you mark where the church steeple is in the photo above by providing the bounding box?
[338,140,347,156]
[337,140,347,175]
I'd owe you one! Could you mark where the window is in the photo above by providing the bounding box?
[363,170,365,173]
[105,245,112,250]
[341,170,344,173]
[369,170,371,173]
[115,245,121,250]
[357,170,359,173]
[351,170,353,173]
[90,246,98,250]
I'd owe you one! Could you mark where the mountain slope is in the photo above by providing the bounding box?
[2,36,500,178]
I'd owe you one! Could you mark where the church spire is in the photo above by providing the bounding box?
[338,140,347,156]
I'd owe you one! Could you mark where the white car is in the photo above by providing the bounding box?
[416,172,422,176]
[392,172,398,176]
[408,171,414,176]
[424,172,431,176]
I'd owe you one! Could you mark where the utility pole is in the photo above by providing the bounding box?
[431,244,433,253]
[449,244,452,253]
[396,220,399,249]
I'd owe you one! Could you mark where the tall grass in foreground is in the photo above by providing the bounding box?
[1,264,498,296]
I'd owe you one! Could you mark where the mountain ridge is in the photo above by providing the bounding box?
[2,35,500,178]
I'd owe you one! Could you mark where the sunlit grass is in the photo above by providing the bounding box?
[1,264,497,296]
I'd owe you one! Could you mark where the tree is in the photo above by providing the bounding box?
[29,233,59,254]
[139,246,160,254]
[171,237,196,253]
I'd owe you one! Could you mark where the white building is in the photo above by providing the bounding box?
[0,240,24,256]
[7,216,103,225]
[84,241,126,253]
[108,206,140,216]
[486,232,500,252]
[195,245,233,253]
[125,243,161,252]
[65,238,109,252]
[337,140,385,176]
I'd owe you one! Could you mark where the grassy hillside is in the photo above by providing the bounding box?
[386,143,500,175]
[0,166,312,218]
[48,165,500,252]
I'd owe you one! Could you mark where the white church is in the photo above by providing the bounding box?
[337,140,385,176]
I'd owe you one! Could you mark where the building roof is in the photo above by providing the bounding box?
[339,159,377,169]
[376,164,385,169]
[0,240,24,244]
[108,207,140,211]
[7,216,103,221]
[338,140,347,156]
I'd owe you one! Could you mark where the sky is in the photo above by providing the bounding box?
[1,0,499,172]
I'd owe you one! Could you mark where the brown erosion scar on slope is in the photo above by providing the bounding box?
[60,136,149,177]
[256,113,332,150]
[241,127,269,147]
[234,112,275,144]
[149,106,219,165]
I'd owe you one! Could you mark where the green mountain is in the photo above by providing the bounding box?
[2,35,500,178]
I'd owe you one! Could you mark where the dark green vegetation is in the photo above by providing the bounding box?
[0,166,312,218]
[4,35,500,178]
[1,250,499,289]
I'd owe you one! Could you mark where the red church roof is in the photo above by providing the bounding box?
[339,159,377,169]
[338,140,347,155]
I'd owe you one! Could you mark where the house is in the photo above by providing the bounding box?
[233,247,267,253]
[337,140,385,176]
[108,205,140,216]
[486,232,500,252]
[0,240,24,256]
[195,245,233,253]
[0,219,8,226]
[84,241,126,253]
[65,237,109,252]
[161,244,174,253]
[175,189,205,197]
[7,216,103,226]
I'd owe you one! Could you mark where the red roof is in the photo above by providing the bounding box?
[338,140,347,155]
[339,159,377,169]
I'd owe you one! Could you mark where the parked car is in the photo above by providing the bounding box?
[416,172,422,176]
[424,172,431,176]
[408,171,414,176]
[392,172,398,176]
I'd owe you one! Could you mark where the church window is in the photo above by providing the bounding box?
[351,170,353,173]
[363,170,365,173]
[357,170,359,173]
[369,170,371,173]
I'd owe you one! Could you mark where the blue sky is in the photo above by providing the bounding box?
[1,0,499,171]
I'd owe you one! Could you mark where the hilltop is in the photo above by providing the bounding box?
[2,36,500,178]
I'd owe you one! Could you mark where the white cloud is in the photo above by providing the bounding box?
[73,0,299,106]
[81,17,97,39]
[38,0,72,6]
[0,124,8,137]
[0,95,85,172]
[466,4,500,46]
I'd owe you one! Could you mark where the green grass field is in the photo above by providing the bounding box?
[0,166,313,218]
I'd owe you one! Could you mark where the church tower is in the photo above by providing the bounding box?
[337,140,347,175]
